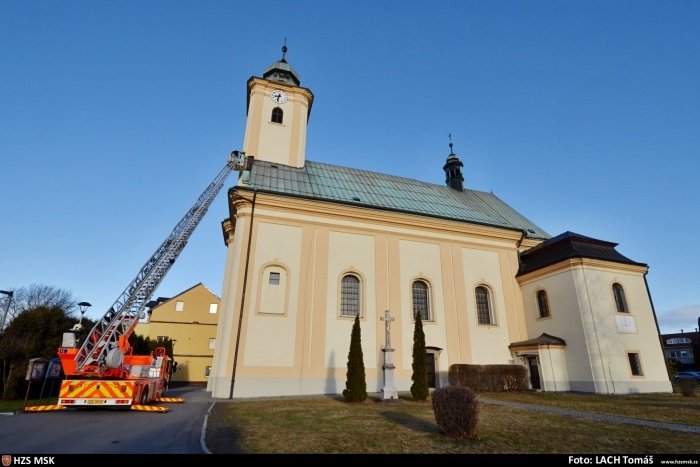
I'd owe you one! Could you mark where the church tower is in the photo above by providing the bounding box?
[443,137,464,191]
[242,45,314,168]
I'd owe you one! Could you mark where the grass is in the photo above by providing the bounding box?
[205,395,700,454]
[0,398,57,412]
[481,389,700,426]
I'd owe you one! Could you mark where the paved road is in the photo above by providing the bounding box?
[0,386,214,454]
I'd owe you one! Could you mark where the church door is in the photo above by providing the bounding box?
[527,356,541,390]
[425,353,437,388]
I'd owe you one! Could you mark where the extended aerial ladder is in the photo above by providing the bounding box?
[47,152,247,411]
[65,152,243,379]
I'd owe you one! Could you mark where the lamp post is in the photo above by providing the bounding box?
[0,290,14,332]
[77,301,92,326]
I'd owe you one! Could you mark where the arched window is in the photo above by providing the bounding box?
[271,107,283,124]
[412,280,431,321]
[340,274,361,317]
[612,282,628,313]
[475,286,494,325]
[536,290,550,318]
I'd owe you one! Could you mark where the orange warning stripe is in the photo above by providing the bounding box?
[60,380,134,399]
[24,405,67,412]
[155,397,185,403]
[131,405,169,413]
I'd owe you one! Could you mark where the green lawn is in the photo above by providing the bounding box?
[205,396,700,454]
[482,390,700,426]
[0,398,57,412]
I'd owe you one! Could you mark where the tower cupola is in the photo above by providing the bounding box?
[443,135,464,191]
[262,43,301,86]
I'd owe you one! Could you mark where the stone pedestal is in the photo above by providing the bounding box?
[381,347,399,400]
[380,309,398,400]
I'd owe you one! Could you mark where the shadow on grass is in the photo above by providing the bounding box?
[205,407,247,454]
[378,410,438,434]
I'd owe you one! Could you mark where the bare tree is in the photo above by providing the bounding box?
[0,284,77,331]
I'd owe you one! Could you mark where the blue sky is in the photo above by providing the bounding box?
[1,1,698,333]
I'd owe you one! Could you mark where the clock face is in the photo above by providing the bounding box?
[270,89,288,104]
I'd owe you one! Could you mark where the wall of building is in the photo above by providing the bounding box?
[209,193,534,398]
[519,260,671,394]
[243,78,311,168]
[140,284,220,383]
[519,267,595,392]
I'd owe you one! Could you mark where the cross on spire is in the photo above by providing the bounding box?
[448,133,455,155]
[281,38,288,62]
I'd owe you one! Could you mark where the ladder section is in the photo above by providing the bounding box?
[74,153,243,375]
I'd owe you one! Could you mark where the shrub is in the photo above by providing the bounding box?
[410,313,429,401]
[432,386,479,438]
[343,315,367,402]
[449,364,528,391]
[679,378,697,397]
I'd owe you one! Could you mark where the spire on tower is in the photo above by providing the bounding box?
[281,38,288,62]
[443,133,464,191]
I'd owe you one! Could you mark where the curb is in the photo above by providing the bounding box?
[0,412,14,416]
[200,401,215,454]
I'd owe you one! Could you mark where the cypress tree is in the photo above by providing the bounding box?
[411,312,429,400]
[343,315,367,402]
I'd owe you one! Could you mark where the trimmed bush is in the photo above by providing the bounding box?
[432,386,479,438]
[343,315,367,402]
[410,313,429,401]
[449,364,528,391]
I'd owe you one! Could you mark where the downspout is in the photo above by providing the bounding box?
[229,190,257,399]
[643,270,669,379]
[516,229,526,249]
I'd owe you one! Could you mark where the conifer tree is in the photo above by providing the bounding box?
[343,315,367,402]
[411,312,429,400]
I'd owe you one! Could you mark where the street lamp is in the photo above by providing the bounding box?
[0,290,13,332]
[77,301,92,326]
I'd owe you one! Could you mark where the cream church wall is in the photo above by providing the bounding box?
[324,230,379,391]
[519,261,671,394]
[208,214,247,396]
[571,265,671,394]
[243,222,302,368]
[398,239,449,388]
[462,248,514,365]
[519,269,595,392]
[210,195,534,398]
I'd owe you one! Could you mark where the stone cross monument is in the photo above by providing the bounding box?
[380,309,399,400]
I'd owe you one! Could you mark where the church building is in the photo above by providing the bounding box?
[207,48,671,398]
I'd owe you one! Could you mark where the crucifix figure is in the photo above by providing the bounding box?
[380,309,395,349]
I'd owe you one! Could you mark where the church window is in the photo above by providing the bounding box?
[175,300,184,312]
[208,338,216,350]
[475,286,494,325]
[209,303,218,314]
[412,280,431,321]
[258,265,288,315]
[536,290,550,318]
[271,107,283,124]
[340,274,361,317]
[612,283,628,313]
[627,352,643,376]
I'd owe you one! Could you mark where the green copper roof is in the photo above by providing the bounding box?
[243,160,549,239]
